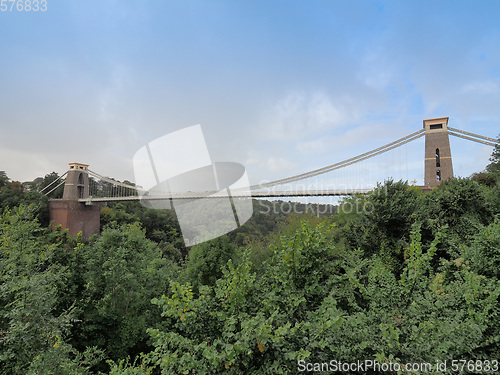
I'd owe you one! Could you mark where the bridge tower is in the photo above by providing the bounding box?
[48,163,100,241]
[63,162,90,199]
[423,117,454,188]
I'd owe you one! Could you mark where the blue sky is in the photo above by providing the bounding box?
[1,0,499,193]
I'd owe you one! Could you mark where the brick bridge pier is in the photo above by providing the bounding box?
[48,163,101,241]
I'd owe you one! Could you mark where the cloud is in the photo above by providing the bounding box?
[296,124,406,156]
[462,81,499,95]
[296,137,330,155]
[98,64,130,121]
[266,157,298,172]
[262,91,351,141]
[0,147,56,181]
[2,0,500,188]
[356,51,394,90]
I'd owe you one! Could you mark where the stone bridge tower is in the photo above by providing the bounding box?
[49,163,101,240]
[63,163,90,199]
[423,117,454,188]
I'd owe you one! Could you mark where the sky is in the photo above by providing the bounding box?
[1,0,499,195]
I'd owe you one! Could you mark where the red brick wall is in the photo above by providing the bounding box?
[49,200,100,241]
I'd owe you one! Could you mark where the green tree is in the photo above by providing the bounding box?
[38,172,65,198]
[471,171,498,187]
[486,133,500,176]
[327,225,500,368]
[484,184,500,216]
[117,221,500,374]
[0,171,8,189]
[72,223,176,365]
[100,205,139,228]
[462,217,500,279]
[118,222,340,374]
[0,180,24,212]
[0,172,49,225]
[0,205,103,374]
[184,235,236,292]
[417,178,494,257]
[335,180,422,273]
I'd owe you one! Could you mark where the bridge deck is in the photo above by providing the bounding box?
[78,189,372,203]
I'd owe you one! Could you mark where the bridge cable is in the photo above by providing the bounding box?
[43,179,67,196]
[85,130,427,197]
[448,131,497,147]
[39,171,68,194]
[86,169,138,190]
[448,127,497,144]
[76,127,498,202]
[245,130,425,191]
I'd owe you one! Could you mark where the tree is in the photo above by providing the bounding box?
[38,172,65,198]
[72,223,176,365]
[0,171,8,189]
[184,235,236,292]
[116,222,500,374]
[0,179,24,213]
[462,217,500,279]
[470,171,498,187]
[0,205,103,374]
[0,172,49,225]
[335,180,422,273]
[486,133,500,176]
[416,178,494,257]
[484,184,500,216]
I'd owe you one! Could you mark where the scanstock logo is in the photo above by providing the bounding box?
[133,125,253,246]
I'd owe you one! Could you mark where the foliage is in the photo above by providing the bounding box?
[107,355,154,375]
[38,172,65,199]
[462,218,500,279]
[0,172,8,189]
[1,150,500,374]
[0,172,49,226]
[0,205,104,374]
[471,171,498,187]
[139,222,339,374]
[486,133,500,176]
[115,221,500,374]
[72,223,176,364]
[416,178,494,259]
[102,202,186,262]
[484,184,500,216]
[0,180,24,212]
[183,236,236,292]
[330,224,500,367]
[335,180,422,273]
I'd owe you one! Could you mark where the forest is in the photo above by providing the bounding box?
[0,138,499,374]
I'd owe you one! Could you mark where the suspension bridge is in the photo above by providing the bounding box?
[41,117,497,239]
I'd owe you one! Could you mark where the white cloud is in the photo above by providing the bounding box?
[243,150,261,167]
[356,50,394,90]
[0,147,56,181]
[296,124,406,156]
[296,137,330,155]
[262,91,351,141]
[266,157,298,172]
[98,64,131,121]
[462,81,499,95]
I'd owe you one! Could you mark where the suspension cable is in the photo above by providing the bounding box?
[74,126,495,200]
[448,131,497,147]
[39,171,68,194]
[86,169,138,190]
[448,127,497,143]
[245,129,425,191]
[44,179,67,196]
